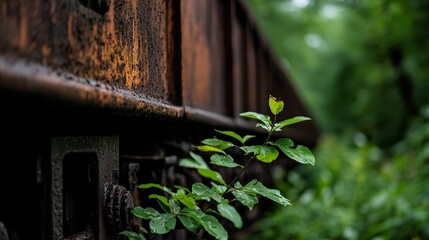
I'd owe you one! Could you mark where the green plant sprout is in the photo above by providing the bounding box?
[120,96,315,240]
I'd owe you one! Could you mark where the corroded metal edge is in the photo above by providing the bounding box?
[0,56,315,144]
[0,56,184,119]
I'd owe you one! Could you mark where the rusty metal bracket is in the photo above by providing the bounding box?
[51,136,122,240]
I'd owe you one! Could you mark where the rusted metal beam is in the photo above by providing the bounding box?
[0,57,184,119]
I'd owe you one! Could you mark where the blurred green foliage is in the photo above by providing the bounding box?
[248,0,429,146]
[243,114,429,239]
[245,0,429,238]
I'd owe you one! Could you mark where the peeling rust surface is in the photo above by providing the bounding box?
[0,0,173,103]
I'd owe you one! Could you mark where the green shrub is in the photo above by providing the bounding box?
[120,96,315,240]
[247,117,429,240]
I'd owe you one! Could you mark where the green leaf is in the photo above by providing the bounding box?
[179,158,201,169]
[240,111,271,125]
[211,182,227,195]
[231,188,258,210]
[244,180,291,206]
[278,145,315,165]
[179,152,208,170]
[195,145,225,154]
[149,194,171,208]
[173,193,197,209]
[137,183,173,195]
[242,135,256,143]
[275,116,311,129]
[255,146,279,163]
[169,199,181,214]
[269,95,284,115]
[201,138,234,150]
[180,207,204,220]
[198,168,226,185]
[241,145,279,163]
[215,130,244,144]
[139,226,148,234]
[256,122,272,132]
[217,203,243,229]
[210,154,242,168]
[149,213,176,234]
[190,152,208,166]
[200,215,228,240]
[192,182,223,203]
[174,185,191,194]
[132,207,160,219]
[119,231,139,240]
[178,215,202,234]
[240,145,261,154]
[270,138,294,148]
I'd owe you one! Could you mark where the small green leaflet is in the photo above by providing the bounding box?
[241,145,279,163]
[201,138,234,150]
[275,116,311,129]
[231,187,258,210]
[169,199,181,215]
[269,95,284,115]
[239,112,271,125]
[211,182,227,195]
[174,185,192,194]
[139,226,148,234]
[132,207,160,219]
[149,213,176,234]
[270,138,294,148]
[255,146,279,163]
[179,152,226,184]
[210,154,242,168]
[179,152,208,169]
[215,130,245,144]
[180,207,205,220]
[172,193,197,209]
[192,182,223,203]
[195,145,225,154]
[149,194,171,208]
[242,135,256,143]
[244,180,291,206]
[215,130,255,145]
[137,183,173,195]
[198,168,225,185]
[217,203,243,229]
[256,122,272,132]
[119,231,140,239]
[201,215,228,240]
[178,215,202,234]
[181,208,228,239]
[278,145,315,166]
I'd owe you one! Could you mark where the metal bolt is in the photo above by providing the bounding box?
[103,184,134,232]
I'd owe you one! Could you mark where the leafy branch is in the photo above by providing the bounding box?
[120,95,315,240]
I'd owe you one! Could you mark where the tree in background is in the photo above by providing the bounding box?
[248,0,429,146]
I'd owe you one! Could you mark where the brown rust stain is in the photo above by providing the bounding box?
[0,0,171,103]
